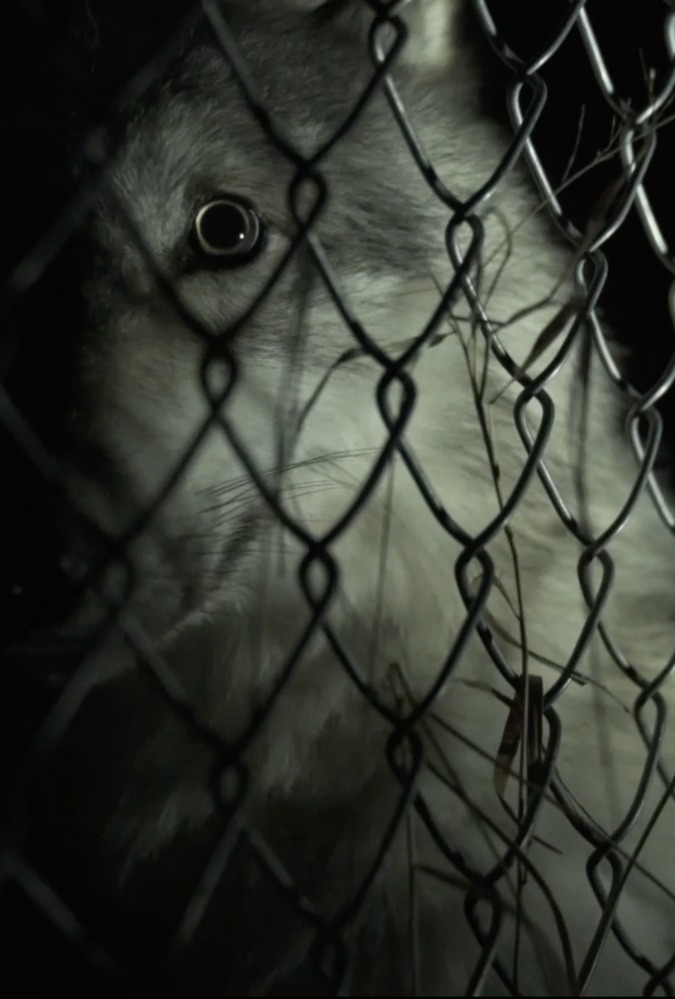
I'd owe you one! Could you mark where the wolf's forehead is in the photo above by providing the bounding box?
[103,25,366,224]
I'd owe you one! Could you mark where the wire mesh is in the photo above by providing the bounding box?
[1,0,675,995]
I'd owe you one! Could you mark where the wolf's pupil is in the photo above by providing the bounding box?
[193,198,261,259]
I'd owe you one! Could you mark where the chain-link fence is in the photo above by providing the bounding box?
[2,1,675,995]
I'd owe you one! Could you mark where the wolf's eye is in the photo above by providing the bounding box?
[191,197,263,264]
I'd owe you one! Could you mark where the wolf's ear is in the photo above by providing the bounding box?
[275,1,460,71]
[396,0,459,70]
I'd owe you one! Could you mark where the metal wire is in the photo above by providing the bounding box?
[1,0,675,995]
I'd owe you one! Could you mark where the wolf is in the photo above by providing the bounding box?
[4,1,675,994]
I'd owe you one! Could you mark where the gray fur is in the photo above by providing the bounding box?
[41,1,675,993]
